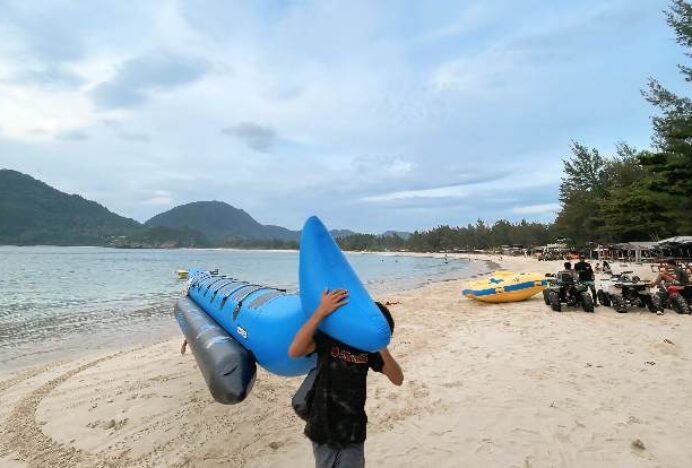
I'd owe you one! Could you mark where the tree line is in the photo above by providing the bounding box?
[337,220,554,252]
[554,1,691,246]
[340,1,691,252]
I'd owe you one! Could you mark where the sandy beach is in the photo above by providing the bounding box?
[1,255,691,468]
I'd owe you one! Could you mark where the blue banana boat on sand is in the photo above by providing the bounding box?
[186,268,315,377]
[177,215,390,404]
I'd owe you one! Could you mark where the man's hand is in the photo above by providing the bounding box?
[315,289,349,319]
[379,347,404,386]
[288,289,348,358]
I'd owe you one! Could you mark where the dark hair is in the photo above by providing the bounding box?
[667,259,677,266]
[564,261,572,269]
[579,255,586,260]
[375,302,395,333]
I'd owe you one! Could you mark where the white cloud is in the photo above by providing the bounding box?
[363,184,469,202]
[430,44,529,94]
[0,0,670,231]
[143,190,173,206]
[0,82,94,139]
[511,203,560,215]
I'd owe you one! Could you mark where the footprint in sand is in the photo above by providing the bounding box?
[0,351,136,467]
[651,340,680,357]
[441,381,463,388]
[87,418,129,431]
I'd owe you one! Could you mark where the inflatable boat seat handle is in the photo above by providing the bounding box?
[233,286,271,320]
[218,283,253,310]
[204,277,232,295]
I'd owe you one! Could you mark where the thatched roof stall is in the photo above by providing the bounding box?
[596,242,657,262]
[654,236,692,260]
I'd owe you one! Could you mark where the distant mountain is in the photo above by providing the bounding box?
[382,230,411,240]
[330,229,358,239]
[0,169,387,248]
[0,169,140,245]
[145,201,300,242]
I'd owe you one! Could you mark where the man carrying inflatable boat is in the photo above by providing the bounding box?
[289,289,404,468]
[175,216,404,468]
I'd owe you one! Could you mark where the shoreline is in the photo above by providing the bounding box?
[2,255,691,467]
[0,253,487,374]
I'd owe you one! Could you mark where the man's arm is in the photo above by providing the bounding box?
[379,348,404,386]
[288,289,348,358]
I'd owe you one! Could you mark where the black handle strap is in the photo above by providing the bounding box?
[209,279,238,302]
[203,277,232,295]
[218,283,253,310]
[232,286,270,320]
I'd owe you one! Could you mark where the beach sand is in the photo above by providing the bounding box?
[1,255,691,467]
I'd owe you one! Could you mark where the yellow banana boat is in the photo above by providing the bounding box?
[462,271,548,303]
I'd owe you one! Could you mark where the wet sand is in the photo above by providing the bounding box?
[1,255,691,467]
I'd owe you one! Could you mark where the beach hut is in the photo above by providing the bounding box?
[542,243,570,260]
[654,236,692,260]
[596,242,657,262]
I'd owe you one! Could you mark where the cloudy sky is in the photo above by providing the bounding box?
[0,0,684,232]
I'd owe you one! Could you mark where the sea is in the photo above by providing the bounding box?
[0,246,478,370]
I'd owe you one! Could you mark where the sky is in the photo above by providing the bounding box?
[0,0,685,233]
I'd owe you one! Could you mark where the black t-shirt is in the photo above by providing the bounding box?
[574,261,594,281]
[304,332,384,447]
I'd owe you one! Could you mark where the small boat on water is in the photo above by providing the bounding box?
[463,271,548,303]
[177,269,189,279]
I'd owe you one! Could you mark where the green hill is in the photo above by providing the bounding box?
[382,230,411,240]
[0,169,359,248]
[0,169,140,245]
[144,201,300,242]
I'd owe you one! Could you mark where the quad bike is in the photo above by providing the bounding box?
[657,284,692,314]
[596,272,661,314]
[543,273,594,313]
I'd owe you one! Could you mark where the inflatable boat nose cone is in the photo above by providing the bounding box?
[302,216,324,235]
[300,215,391,352]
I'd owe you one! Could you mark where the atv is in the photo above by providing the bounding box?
[596,273,661,314]
[543,273,594,313]
[657,284,692,314]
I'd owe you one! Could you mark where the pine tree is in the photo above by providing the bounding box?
[642,0,692,233]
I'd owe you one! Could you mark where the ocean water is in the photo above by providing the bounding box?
[0,247,476,369]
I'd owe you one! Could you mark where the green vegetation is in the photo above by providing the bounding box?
[340,1,691,252]
[554,0,692,246]
[338,233,409,252]
[113,225,211,249]
[0,171,299,248]
[0,169,140,245]
[337,220,553,252]
[145,201,299,242]
[2,3,689,251]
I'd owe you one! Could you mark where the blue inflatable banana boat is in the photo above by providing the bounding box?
[178,216,390,404]
[175,296,256,404]
[299,216,391,352]
[186,268,316,377]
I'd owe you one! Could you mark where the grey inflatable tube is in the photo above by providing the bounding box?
[175,296,257,404]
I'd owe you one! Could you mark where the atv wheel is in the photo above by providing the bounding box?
[670,294,690,314]
[597,289,610,307]
[611,295,627,313]
[648,294,662,313]
[542,289,551,306]
[550,291,561,312]
[581,292,595,312]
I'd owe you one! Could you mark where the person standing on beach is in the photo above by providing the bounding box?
[575,255,598,306]
[289,289,404,468]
